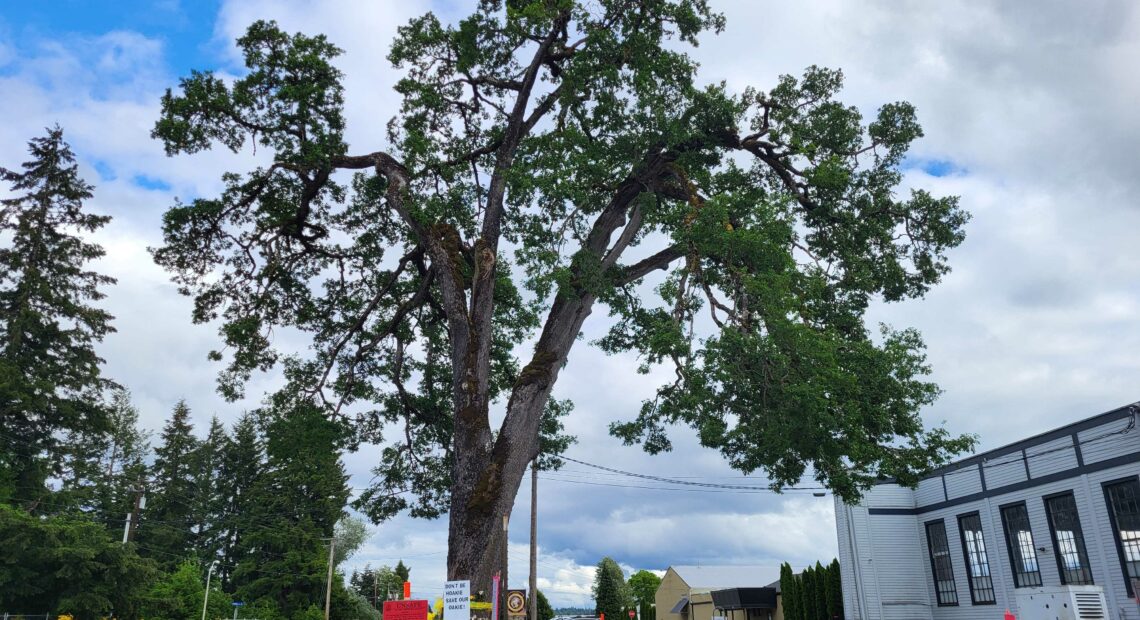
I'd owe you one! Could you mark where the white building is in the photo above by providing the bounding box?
[835,403,1139,620]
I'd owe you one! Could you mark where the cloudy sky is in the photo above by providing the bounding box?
[3,0,1139,607]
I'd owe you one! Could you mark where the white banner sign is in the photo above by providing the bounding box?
[444,580,471,620]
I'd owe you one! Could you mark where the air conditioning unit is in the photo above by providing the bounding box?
[1013,585,1108,620]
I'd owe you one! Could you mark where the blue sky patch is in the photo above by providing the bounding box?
[133,174,171,191]
[902,157,966,177]
[92,160,116,182]
[0,0,225,77]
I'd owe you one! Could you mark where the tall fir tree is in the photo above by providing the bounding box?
[217,411,264,591]
[99,389,151,521]
[71,388,151,526]
[231,401,349,614]
[394,559,410,583]
[139,399,200,567]
[592,557,631,620]
[189,415,229,567]
[0,127,116,509]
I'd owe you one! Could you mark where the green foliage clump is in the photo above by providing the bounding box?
[593,557,632,620]
[779,560,843,620]
[536,590,555,620]
[0,505,156,618]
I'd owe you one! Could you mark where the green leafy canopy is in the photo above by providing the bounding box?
[150,0,974,524]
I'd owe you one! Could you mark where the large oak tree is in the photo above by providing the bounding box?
[151,0,974,593]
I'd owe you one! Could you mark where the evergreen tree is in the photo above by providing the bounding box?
[139,400,200,567]
[592,557,631,620]
[536,590,554,620]
[779,563,798,620]
[394,559,410,583]
[0,127,116,509]
[217,411,263,590]
[826,559,842,620]
[351,564,375,601]
[814,562,828,620]
[0,504,156,617]
[190,416,229,567]
[231,401,349,615]
[94,389,151,519]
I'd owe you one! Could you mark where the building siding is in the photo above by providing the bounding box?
[837,404,1140,620]
[657,568,691,620]
[982,452,1027,490]
[1079,418,1137,464]
[1026,436,1079,478]
[917,477,946,507]
[943,466,983,500]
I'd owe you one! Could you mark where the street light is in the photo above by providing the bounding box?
[202,560,219,620]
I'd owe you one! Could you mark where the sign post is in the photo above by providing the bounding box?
[491,573,501,620]
[385,599,430,620]
[506,590,526,620]
[445,580,472,620]
[232,601,244,620]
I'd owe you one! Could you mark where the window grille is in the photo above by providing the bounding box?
[1000,503,1043,587]
[1103,478,1140,595]
[1045,492,1094,585]
[926,520,958,606]
[958,513,996,604]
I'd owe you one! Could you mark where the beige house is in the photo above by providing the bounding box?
[655,566,783,620]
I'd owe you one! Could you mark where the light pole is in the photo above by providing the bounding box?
[202,560,219,620]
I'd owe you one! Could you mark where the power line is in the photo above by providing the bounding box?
[557,455,825,491]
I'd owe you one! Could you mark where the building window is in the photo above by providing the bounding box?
[1103,478,1140,595]
[1044,492,1094,585]
[1000,503,1043,587]
[926,520,958,606]
[958,513,996,604]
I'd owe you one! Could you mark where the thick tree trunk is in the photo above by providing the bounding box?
[445,291,600,596]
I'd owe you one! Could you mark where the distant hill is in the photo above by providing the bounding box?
[553,608,593,616]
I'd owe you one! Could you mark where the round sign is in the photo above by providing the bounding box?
[628,611,635,618]
[506,591,526,615]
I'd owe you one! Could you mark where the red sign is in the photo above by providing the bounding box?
[628,611,635,619]
[384,599,429,620]
[404,581,412,599]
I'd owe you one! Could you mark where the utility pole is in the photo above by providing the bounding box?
[325,537,337,620]
[202,561,218,620]
[373,569,378,609]
[122,479,146,544]
[529,460,538,620]
[501,514,509,620]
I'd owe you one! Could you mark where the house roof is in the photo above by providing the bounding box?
[669,565,781,590]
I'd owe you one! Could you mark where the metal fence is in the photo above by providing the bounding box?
[1,614,52,620]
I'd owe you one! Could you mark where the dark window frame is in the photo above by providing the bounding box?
[999,501,1043,588]
[1101,475,1140,597]
[1043,491,1094,585]
[926,519,959,606]
[957,511,997,604]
